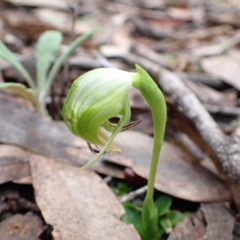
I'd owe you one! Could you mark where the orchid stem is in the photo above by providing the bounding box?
[133,65,167,235]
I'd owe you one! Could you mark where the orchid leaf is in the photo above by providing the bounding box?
[36,30,63,91]
[44,28,101,99]
[0,42,35,89]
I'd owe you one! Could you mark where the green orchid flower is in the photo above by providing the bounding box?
[63,68,133,154]
[62,64,167,240]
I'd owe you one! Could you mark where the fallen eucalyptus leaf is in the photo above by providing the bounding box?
[0,213,44,240]
[201,56,240,91]
[0,144,30,184]
[30,153,140,240]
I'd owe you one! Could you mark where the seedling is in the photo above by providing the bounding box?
[62,65,169,239]
[0,28,100,115]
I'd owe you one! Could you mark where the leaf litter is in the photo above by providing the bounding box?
[1,0,240,239]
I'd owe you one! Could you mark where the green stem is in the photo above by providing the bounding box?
[133,65,167,235]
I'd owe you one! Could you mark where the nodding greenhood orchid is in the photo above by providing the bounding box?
[62,64,167,240]
[63,68,135,155]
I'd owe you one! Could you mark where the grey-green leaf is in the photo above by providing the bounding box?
[0,42,35,89]
[36,30,63,91]
[0,82,35,103]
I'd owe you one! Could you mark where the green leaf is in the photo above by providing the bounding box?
[111,182,132,196]
[121,202,143,235]
[122,202,164,240]
[0,42,35,89]
[155,195,172,216]
[168,211,189,226]
[43,28,101,100]
[159,216,172,234]
[36,30,63,92]
[0,82,35,103]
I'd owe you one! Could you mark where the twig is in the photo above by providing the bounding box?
[103,176,112,184]
[204,104,240,117]
[131,43,177,69]
[119,185,148,203]
[179,72,225,88]
[158,69,240,207]
[93,51,116,68]
[182,25,232,40]
[69,56,102,69]
[191,32,240,57]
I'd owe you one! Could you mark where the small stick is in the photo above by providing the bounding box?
[103,176,112,184]
[119,185,148,203]
[63,0,79,82]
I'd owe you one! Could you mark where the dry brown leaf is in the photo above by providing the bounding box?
[0,145,30,184]
[34,8,95,35]
[29,154,140,240]
[191,40,237,57]
[0,213,44,240]
[111,13,134,50]
[2,10,56,40]
[228,49,240,62]
[13,175,32,184]
[167,7,193,21]
[34,8,70,32]
[201,56,240,91]
[168,203,234,240]
[106,131,231,202]
[5,0,68,10]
